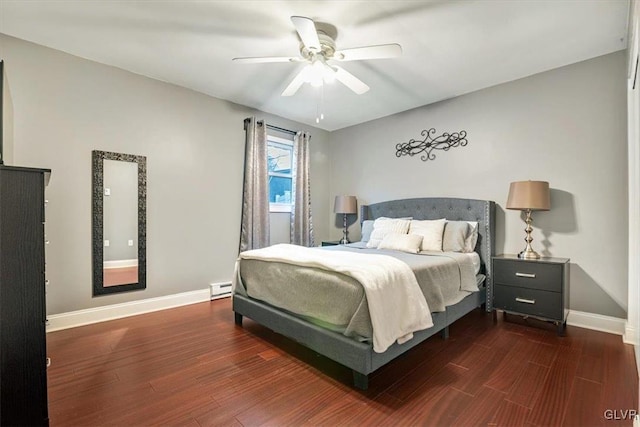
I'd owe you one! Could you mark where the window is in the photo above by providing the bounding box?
[267,135,294,212]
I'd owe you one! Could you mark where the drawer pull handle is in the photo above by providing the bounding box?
[46,357,51,368]
[515,272,536,278]
[515,297,536,304]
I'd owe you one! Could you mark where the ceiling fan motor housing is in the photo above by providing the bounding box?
[301,32,336,60]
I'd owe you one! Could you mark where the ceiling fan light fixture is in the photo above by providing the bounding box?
[307,58,337,87]
[308,60,325,87]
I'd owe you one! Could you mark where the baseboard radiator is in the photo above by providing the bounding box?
[210,282,232,300]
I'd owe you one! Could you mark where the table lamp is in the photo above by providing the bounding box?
[334,195,357,244]
[506,181,550,259]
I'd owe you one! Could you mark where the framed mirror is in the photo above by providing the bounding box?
[92,150,146,296]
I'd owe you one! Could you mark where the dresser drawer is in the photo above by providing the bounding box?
[494,259,563,292]
[493,284,562,320]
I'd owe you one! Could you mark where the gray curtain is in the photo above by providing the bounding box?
[239,117,270,252]
[290,131,314,246]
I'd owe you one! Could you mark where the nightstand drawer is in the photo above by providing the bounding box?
[494,259,562,292]
[494,285,562,320]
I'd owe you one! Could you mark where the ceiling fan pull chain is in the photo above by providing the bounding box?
[315,83,326,123]
[320,83,325,121]
[316,86,320,123]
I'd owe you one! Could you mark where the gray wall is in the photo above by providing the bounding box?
[2,66,13,164]
[329,52,628,318]
[0,34,331,314]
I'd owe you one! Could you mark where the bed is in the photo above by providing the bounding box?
[232,197,496,390]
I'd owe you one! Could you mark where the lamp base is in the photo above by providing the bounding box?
[517,209,541,259]
[340,213,350,245]
[518,248,541,259]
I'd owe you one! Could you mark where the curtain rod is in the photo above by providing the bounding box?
[243,118,297,136]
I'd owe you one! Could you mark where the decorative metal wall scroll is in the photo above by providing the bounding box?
[396,128,468,161]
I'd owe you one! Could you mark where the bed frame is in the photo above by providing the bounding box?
[233,197,496,390]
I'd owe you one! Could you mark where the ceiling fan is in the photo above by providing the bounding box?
[232,16,402,97]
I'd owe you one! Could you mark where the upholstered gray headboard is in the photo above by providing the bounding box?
[361,197,496,309]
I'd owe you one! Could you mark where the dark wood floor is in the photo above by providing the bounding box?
[47,298,638,426]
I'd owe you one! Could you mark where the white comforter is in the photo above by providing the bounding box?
[233,244,433,353]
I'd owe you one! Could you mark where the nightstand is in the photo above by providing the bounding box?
[321,241,341,246]
[492,255,570,335]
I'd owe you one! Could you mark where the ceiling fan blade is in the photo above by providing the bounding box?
[334,44,403,61]
[232,56,302,64]
[333,66,370,95]
[291,16,321,52]
[281,66,310,97]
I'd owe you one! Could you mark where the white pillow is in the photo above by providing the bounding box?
[378,233,423,254]
[409,219,447,252]
[465,221,479,253]
[360,220,374,243]
[442,221,471,252]
[366,217,412,248]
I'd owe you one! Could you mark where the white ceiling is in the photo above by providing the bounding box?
[0,0,630,131]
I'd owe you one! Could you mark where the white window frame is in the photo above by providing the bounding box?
[267,135,294,213]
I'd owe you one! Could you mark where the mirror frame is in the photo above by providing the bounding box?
[92,150,147,296]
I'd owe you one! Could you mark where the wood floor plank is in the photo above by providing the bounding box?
[108,388,217,426]
[388,363,468,408]
[484,337,536,392]
[334,391,404,427]
[49,382,156,425]
[301,390,367,426]
[448,385,507,426]
[449,342,493,369]
[576,353,605,384]
[383,373,472,426]
[384,339,468,401]
[527,346,581,426]
[232,365,341,426]
[506,361,550,408]
[562,377,604,427]
[195,408,243,427]
[48,371,119,403]
[527,340,559,367]
[450,346,510,396]
[490,399,531,426]
[45,299,638,426]
[599,342,638,426]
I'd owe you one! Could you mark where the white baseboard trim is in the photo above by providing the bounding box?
[46,288,211,332]
[567,310,626,336]
[624,322,638,345]
[636,345,640,394]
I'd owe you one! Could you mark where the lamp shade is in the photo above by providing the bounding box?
[506,181,550,211]
[334,195,357,214]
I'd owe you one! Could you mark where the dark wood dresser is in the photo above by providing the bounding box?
[0,165,50,426]
[492,254,570,335]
